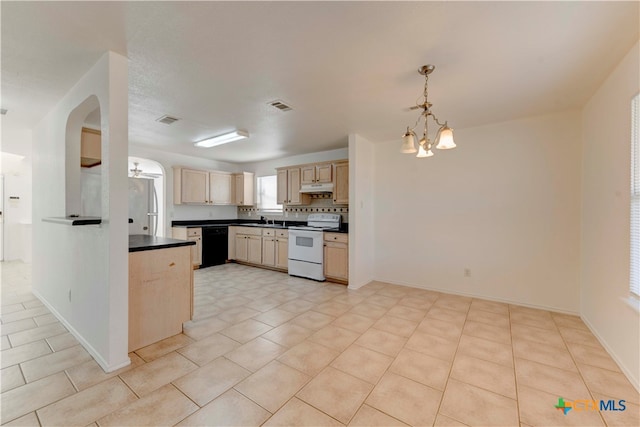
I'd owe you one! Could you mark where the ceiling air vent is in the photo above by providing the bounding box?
[156,115,179,125]
[268,100,293,112]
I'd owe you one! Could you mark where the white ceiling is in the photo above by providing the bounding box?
[2,1,638,164]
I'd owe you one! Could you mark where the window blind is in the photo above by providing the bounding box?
[631,93,640,296]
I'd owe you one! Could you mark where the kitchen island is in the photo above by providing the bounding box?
[128,235,195,351]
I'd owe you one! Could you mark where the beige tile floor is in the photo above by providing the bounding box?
[1,260,639,426]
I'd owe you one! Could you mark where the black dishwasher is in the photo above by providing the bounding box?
[201,226,228,267]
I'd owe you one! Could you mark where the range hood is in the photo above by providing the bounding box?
[299,183,334,193]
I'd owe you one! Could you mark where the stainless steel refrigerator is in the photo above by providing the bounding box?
[128,177,158,235]
[81,172,158,235]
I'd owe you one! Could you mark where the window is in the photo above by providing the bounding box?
[257,175,282,212]
[631,93,640,296]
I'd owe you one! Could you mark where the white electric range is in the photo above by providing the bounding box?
[288,213,341,281]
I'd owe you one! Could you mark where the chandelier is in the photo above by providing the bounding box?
[401,64,456,157]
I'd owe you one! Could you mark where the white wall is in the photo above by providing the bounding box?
[0,129,33,262]
[32,52,129,372]
[129,145,239,235]
[373,110,583,313]
[581,41,639,390]
[348,135,374,289]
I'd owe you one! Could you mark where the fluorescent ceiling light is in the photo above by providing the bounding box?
[194,130,249,148]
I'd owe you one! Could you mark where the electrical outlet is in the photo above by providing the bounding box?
[248,211,252,217]
[209,211,213,218]
[68,290,71,301]
[284,211,289,217]
[295,212,299,218]
[464,268,471,277]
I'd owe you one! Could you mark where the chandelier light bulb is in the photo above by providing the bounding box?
[401,130,417,153]
[435,125,456,150]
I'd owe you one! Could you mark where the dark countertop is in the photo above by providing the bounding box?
[171,219,349,233]
[129,235,196,253]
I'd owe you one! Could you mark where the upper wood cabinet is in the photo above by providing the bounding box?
[210,172,233,205]
[234,172,254,206]
[301,164,332,185]
[277,167,310,206]
[173,167,251,206]
[333,161,349,204]
[276,160,348,206]
[177,168,209,204]
[80,127,101,168]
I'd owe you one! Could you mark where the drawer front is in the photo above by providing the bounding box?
[324,232,348,243]
[276,229,289,238]
[187,228,202,237]
[263,229,275,237]
[236,227,263,236]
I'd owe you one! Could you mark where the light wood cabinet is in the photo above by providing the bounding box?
[277,160,348,206]
[229,227,288,271]
[263,228,288,269]
[277,168,310,206]
[81,127,101,168]
[301,164,332,185]
[234,227,262,263]
[172,167,239,206]
[247,236,262,264]
[171,227,202,267]
[275,231,289,270]
[235,235,248,261]
[173,167,209,205]
[262,236,276,266]
[129,246,193,352]
[276,169,288,205]
[333,161,349,204]
[234,172,254,206]
[324,232,348,283]
[210,172,233,205]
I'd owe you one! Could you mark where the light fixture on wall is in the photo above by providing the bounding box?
[401,65,456,158]
[194,130,249,148]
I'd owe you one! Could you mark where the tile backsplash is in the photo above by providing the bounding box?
[238,194,348,222]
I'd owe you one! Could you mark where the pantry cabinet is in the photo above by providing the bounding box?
[324,232,348,283]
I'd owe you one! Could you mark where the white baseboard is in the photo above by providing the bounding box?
[373,276,580,315]
[581,315,640,393]
[31,289,131,373]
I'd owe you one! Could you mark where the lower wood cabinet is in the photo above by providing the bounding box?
[129,246,193,352]
[324,232,348,283]
[172,227,202,267]
[275,234,288,270]
[229,226,288,271]
[234,227,262,264]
